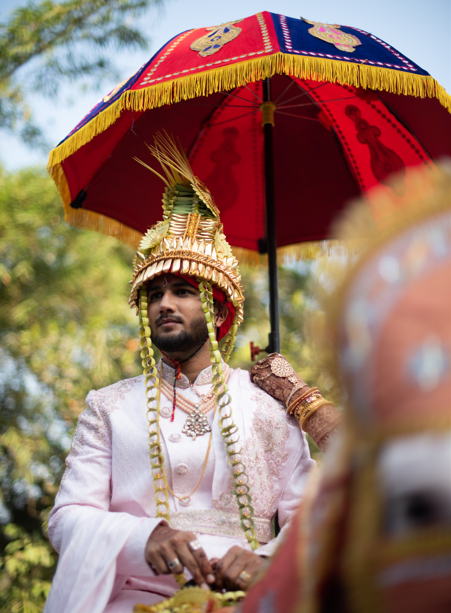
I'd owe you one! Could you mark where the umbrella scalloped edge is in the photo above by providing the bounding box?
[47,52,451,174]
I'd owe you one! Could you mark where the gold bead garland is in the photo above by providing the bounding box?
[199,280,260,551]
[139,291,170,522]
[160,379,216,412]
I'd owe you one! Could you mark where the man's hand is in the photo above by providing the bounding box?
[145,523,215,589]
[211,546,266,591]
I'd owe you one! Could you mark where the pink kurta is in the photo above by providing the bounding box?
[44,362,314,613]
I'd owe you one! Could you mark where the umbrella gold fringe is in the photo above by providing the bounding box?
[47,53,451,174]
[49,161,144,248]
[50,162,71,207]
[235,241,345,264]
[67,205,143,248]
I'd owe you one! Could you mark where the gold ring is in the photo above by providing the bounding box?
[238,570,251,584]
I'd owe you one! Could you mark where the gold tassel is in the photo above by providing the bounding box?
[233,241,347,265]
[47,53,451,172]
[66,207,143,249]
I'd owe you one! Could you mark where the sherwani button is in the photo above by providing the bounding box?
[160,406,172,418]
[176,463,188,475]
[169,433,182,443]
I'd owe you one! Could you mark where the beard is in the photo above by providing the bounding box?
[152,314,208,353]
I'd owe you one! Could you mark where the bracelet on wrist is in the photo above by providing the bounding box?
[287,387,336,431]
[297,398,335,431]
[286,382,308,408]
[287,387,320,416]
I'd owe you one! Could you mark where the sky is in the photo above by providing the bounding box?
[1,0,450,170]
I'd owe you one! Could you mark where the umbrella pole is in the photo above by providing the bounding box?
[262,78,280,354]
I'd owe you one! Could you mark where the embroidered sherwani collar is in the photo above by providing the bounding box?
[159,359,224,388]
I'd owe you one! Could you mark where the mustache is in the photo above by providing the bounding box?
[155,315,183,326]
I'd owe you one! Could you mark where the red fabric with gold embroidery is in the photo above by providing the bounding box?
[49,12,451,253]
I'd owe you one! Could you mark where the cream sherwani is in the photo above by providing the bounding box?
[44,361,314,613]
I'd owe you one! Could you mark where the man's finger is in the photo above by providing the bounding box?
[188,539,215,584]
[176,542,209,587]
[224,559,250,591]
[213,546,240,589]
[224,554,265,591]
[223,556,247,590]
[210,557,220,572]
[148,547,176,575]
[159,543,184,575]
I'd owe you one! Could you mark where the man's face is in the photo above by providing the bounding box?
[146,274,208,354]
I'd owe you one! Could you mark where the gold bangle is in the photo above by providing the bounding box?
[290,386,319,407]
[297,399,335,431]
[287,387,320,416]
[296,397,327,424]
[286,382,306,408]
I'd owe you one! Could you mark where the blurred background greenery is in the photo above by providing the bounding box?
[0,1,339,611]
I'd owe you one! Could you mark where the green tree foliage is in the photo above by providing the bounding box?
[0,0,162,146]
[0,166,140,610]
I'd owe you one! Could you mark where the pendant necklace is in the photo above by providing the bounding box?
[160,365,230,440]
[154,370,215,509]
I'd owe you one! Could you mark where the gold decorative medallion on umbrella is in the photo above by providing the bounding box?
[190,19,243,57]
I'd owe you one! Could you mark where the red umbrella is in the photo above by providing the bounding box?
[47,11,451,352]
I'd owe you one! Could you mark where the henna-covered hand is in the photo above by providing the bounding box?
[251,353,342,452]
[251,353,309,405]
